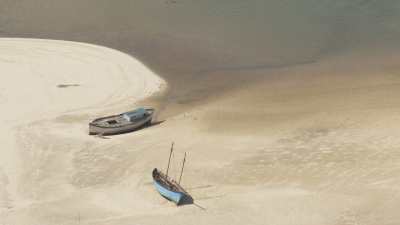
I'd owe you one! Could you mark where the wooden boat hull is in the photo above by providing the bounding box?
[153,179,185,204]
[152,168,187,205]
[89,108,154,136]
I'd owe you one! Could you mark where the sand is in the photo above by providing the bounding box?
[2,38,400,225]
[0,38,164,224]
[1,2,400,223]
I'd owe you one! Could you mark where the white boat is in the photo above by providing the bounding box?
[89,108,154,135]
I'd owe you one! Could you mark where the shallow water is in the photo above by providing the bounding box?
[1,0,400,105]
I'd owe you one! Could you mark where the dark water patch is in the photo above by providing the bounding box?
[56,84,80,88]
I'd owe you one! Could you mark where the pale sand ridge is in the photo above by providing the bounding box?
[0,38,164,222]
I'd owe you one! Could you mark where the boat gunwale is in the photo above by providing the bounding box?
[152,168,188,195]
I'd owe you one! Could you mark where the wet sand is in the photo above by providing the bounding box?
[2,1,400,225]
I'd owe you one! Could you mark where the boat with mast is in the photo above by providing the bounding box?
[152,143,192,205]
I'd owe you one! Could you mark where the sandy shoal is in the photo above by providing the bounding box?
[0,38,164,223]
[2,38,400,225]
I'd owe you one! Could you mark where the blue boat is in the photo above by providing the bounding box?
[152,168,186,204]
[152,143,192,205]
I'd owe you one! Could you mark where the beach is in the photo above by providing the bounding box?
[0,38,164,224]
[1,1,400,225]
[2,39,400,225]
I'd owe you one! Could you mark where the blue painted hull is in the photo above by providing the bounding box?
[153,179,185,204]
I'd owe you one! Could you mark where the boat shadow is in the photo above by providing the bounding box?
[180,195,207,210]
[145,120,165,128]
[179,194,194,206]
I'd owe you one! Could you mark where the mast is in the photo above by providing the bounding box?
[178,152,187,184]
[166,142,174,177]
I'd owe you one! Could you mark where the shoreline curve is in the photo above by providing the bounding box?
[0,38,165,210]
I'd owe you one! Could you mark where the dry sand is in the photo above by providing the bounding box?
[1,39,400,225]
[0,38,164,224]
